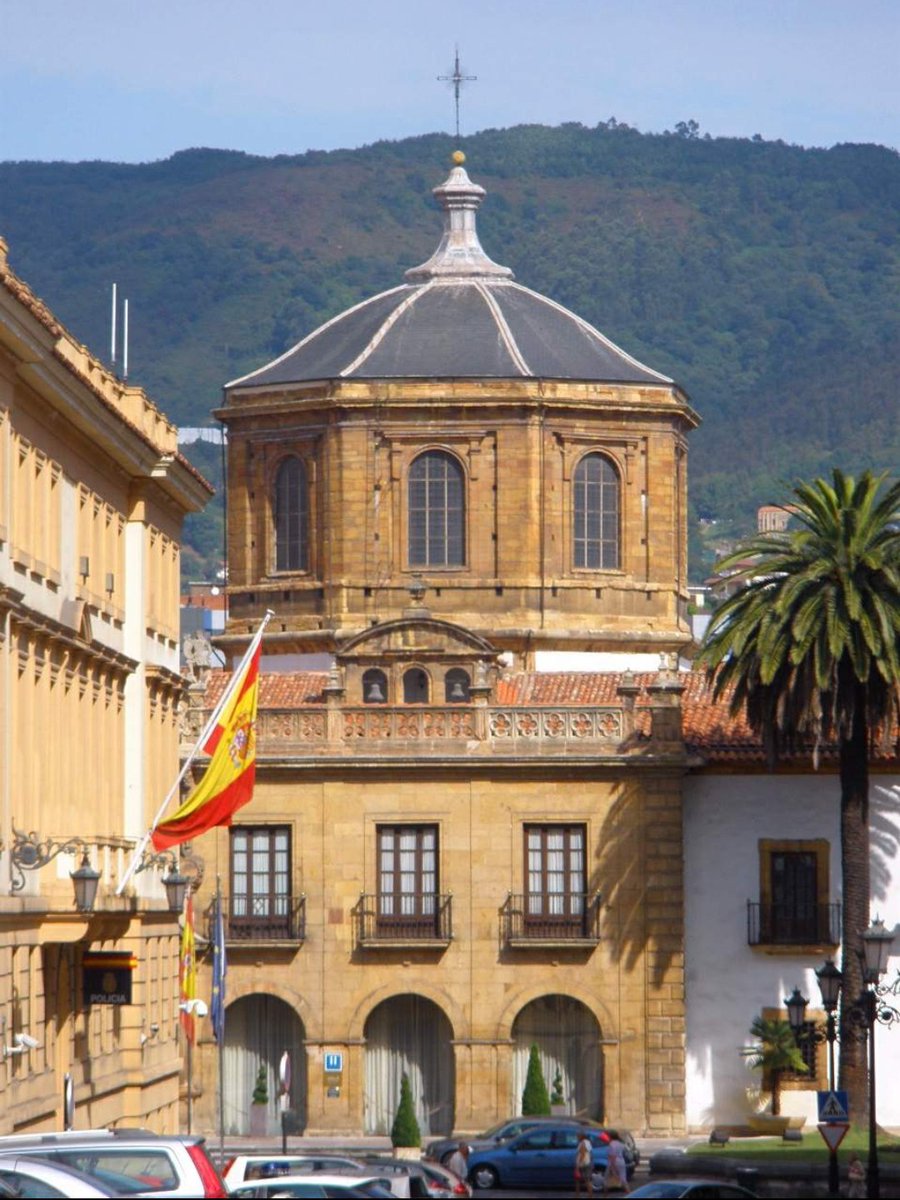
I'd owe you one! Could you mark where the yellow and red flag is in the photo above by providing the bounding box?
[151,638,262,851]
[179,893,197,1043]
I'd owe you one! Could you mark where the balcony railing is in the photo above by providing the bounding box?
[502,892,602,945]
[747,900,840,948]
[353,892,453,945]
[207,894,307,943]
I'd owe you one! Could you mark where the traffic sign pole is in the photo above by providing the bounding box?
[818,1123,848,1197]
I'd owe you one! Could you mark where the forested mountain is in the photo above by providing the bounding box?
[1,121,897,581]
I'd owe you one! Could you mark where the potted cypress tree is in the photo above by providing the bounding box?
[250,1063,269,1137]
[550,1070,567,1115]
[521,1044,551,1116]
[390,1073,421,1159]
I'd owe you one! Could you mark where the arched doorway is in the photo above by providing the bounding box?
[364,994,454,1135]
[512,995,602,1119]
[222,995,306,1135]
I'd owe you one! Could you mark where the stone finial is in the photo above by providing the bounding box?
[405,158,513,281]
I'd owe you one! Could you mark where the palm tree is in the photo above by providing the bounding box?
[742,1016,808,1116]
[698,469,900,1121]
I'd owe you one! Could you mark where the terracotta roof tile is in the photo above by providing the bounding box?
[199,667,899,767]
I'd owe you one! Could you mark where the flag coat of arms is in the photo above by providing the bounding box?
[151,638,262,851]
[179,894,197,1043]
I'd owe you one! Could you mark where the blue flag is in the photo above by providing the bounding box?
[210,890,227,1044]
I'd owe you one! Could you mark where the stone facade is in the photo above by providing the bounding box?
[186,157,694,1138]
[0,238,211,1133]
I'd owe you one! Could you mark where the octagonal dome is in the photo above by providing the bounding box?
[227,155,672,391]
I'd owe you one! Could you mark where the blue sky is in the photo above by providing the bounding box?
[2,0,897,163]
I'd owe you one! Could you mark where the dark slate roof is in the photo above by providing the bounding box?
[227,158,672,392]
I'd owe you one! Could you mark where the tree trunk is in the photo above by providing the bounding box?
[837,697,870,1125]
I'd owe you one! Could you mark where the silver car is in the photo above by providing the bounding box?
[0,1129,226,1197]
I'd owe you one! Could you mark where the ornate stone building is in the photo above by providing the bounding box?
[191,154,699,1138]
[0,239,211,1132]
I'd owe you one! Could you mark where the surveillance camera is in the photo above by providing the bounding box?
[192,999,208,1019]
[15,1033,39,1050]
[149,1023,159,1035]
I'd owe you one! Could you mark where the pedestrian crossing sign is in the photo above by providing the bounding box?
[817,1090,849,1123]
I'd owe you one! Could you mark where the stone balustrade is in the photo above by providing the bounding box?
[254,704,628,752]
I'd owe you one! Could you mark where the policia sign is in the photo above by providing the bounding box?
[82,951,137,1005]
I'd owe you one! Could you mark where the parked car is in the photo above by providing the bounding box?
[424,1116,640,1169]
[465,1124,635,1191]
[630,1183,758,1199]
[354,1155,449,1199]
[227,1173,395,1198]
[0,1129,227,1197]
[0,1155,120,1198]
[223,1155,373,1186]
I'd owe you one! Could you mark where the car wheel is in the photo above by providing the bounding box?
[471,1164,499,1189]
[591,1167,606,1192]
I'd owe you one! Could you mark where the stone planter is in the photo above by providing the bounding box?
[249,1104,268,1137]
[391,1146,421,1161]
[748,1114,791,1136]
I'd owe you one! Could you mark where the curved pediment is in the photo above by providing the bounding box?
[337,615,497,662]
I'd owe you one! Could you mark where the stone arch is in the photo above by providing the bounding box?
[225,976,322,1044]
[511,993,604,1120]
[221,993,307,1136]
[363,993,455,1136]
[347,979,467,1042]
[494,980,615,1044]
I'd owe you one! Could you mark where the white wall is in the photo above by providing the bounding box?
[684,772,900,1130]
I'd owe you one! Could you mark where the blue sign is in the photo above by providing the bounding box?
[324,1051,343,1074]
[818,1090,849,1123]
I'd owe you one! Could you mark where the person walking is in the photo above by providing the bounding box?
[846,1153,866,1198]
[574,1129,593,1198]
[446,1142,469,1183]
[603,1130,629,1194]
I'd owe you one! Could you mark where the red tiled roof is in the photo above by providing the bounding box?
[199,667,899,767]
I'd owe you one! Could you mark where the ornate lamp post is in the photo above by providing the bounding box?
[789,919,899,1200]
[786,966,841,1198]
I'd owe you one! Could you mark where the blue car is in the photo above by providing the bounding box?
[467,1125,618,1191]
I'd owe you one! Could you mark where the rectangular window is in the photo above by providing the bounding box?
[757,839,833,946]
[230,826,291,938]
[525,824,586,934]
[377,825,437,929]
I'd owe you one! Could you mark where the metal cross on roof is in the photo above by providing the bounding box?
[438,47,476,141]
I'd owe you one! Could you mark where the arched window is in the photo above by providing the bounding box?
[362,669,388,704]
[444,669,471,704]
[274,456,309,572]
[573,453,620,570]
[408,451,465,567]
[403,668,430,704]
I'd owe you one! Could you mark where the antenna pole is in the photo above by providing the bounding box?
[123,299,129,381]
[111,283,117,367]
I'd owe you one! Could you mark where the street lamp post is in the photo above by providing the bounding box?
[857,918,897,1200]
[786,965,841,1199]
[789,919,900,1200]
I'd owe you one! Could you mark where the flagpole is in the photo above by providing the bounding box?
[117,610,274,895]
[216,877,225,1168]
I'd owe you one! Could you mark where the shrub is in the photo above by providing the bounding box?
[521,1044,551,1115]
[391,1073,421,1147]
[252,1064,269,1106]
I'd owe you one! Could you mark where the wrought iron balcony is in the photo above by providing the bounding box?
[502,892,602,946]
[747,900,840,948]
[208,894,306,943]
[353,892,453,946]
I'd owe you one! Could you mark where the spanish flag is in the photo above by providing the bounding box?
[179,893,197,1044]
[151,636,262,851]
